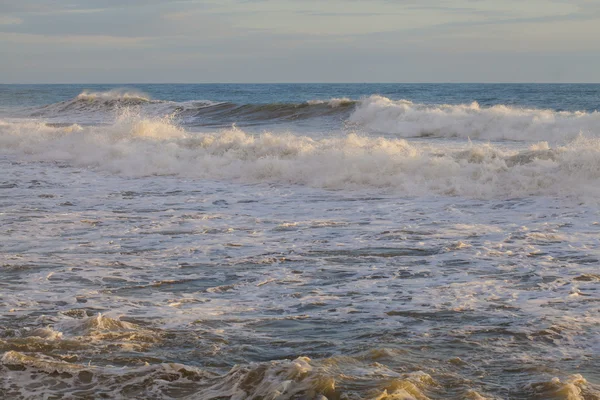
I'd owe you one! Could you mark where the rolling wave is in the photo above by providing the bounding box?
[349,95,600,141]
[2,113,600,199]
[28,90,356,126]
[0,349,447,399]
[178,98,355,126]
[2,348,595,399]
[24,90,600,141]
[30,89,160,117]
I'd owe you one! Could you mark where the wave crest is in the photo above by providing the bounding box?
[76,89,152,102]
[29,89,159,120]
[348,95,600,141]
[28,90,357,126]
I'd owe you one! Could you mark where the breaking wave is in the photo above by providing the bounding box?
[30,89,160,117]
[26,90,600,141]
[28,90,356,126]
[0,346,448,399]
[2,347,597,399]
[349,95,600,141]
[2,113,600,199]
[76,89,152,102]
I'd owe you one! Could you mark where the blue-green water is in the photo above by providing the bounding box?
[2,83,600,111]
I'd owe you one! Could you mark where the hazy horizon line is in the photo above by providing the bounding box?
[2,81,600,85]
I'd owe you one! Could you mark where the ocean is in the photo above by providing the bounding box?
[0,83,599,399]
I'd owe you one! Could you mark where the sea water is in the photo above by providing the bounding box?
[0,84,599,399]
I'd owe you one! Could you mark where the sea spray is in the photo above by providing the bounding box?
[2,114,600,198]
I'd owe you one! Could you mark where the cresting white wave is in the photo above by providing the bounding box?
[306,97,355,108]
[26,91,600,141]
[29,89,164,121]
[2,113,600,198]
[349,95,600,142]
[76,89,152,102]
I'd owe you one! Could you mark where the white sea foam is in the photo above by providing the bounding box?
[76,89,152,102]
[306,97,355,108]
[2,113,600,199]
[349,95,600,141]
[3,87,600,400]
[0,351,436,399]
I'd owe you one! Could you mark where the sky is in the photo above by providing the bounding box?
[1,0,599,83]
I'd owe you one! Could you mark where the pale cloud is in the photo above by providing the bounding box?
[0,0,598,82]
[0,15,23,25]
[0,0,204,14]
[0,32,147,47]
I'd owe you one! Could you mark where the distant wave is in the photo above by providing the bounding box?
[2,112,600,199]
[29,90,356,126]
[28,89,157,119]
